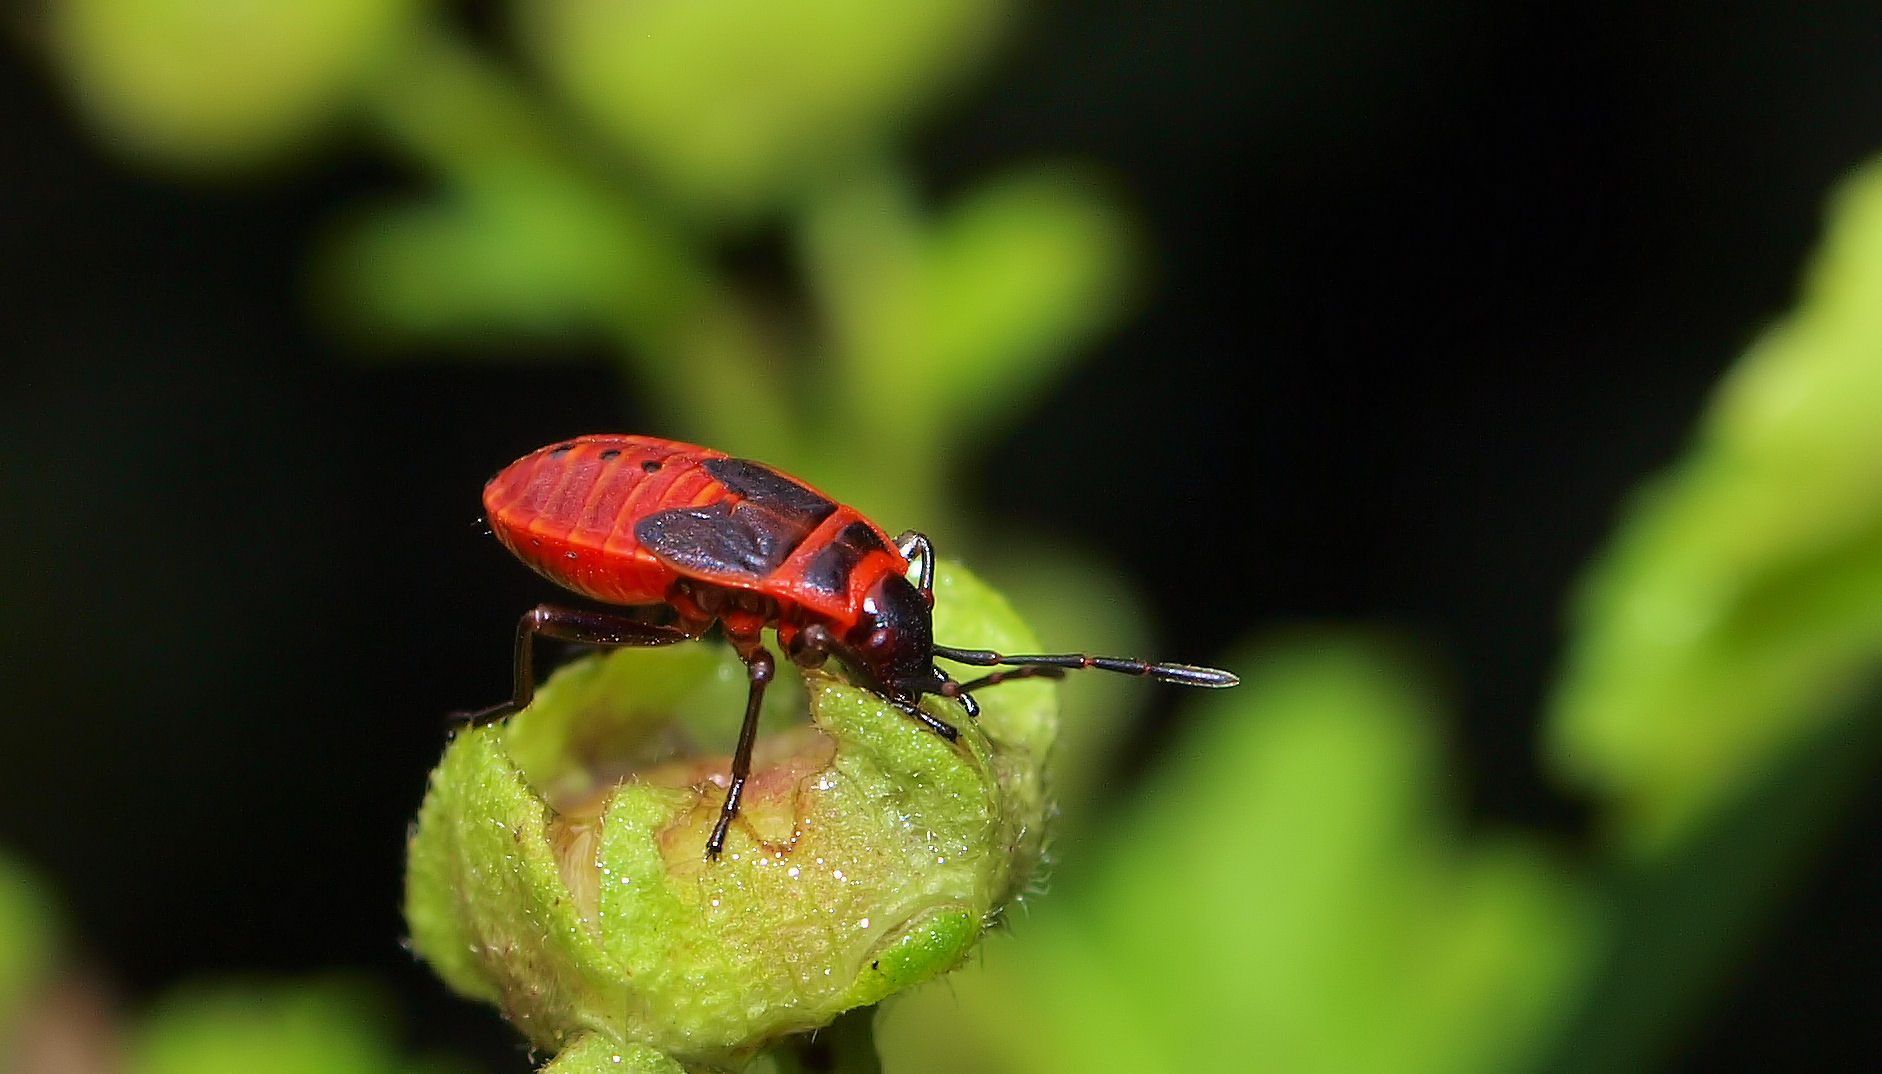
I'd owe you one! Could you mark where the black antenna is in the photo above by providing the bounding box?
[931,645,1239,689]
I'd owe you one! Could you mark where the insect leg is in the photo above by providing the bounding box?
[707,643,775,860]
[783,622,834,668]
[891,697,960,741]
[462,604,694,725]
[954,665,1069,694]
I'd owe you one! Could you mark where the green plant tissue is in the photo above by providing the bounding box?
[47,0,425,172]
[1549,157,1882,853]
[0,854,60,1043]
[126,979,464,1074]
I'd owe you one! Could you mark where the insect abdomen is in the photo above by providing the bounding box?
[483,435,722,605]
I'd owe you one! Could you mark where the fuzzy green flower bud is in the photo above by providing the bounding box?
[405,563,1055,1070]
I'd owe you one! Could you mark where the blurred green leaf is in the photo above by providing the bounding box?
[805,168,1141,445]
[1548,157,1882,853]
[127,978,468,1074]
[0,854,60,1046]
[880,637,1596,1074]
[788,166,1138,531]
[513,0,1012,220]
[899,171,1140,413]
[339,31,727,357]
[314,163,697,347]
[1540,679,1882,1074]
[48,0,426,174]
[337,27,812,463]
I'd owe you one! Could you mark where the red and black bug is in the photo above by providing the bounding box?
[471,434,1238,858]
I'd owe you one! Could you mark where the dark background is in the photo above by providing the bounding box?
[4,3,1881,1070]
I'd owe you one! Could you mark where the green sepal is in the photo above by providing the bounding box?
[537,1033,687,1074]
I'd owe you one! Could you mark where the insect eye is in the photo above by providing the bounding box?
[863,628,894,652]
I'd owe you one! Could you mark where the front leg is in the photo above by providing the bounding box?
[890,696,960,741]
[786,624,963,737]
[786,621,964,737]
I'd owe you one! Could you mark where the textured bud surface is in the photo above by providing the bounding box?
[406,562,1056,1068]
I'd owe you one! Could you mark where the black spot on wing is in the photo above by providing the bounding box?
[635,503,782,579]
[704,458,837,523]
[803,521,890,595]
